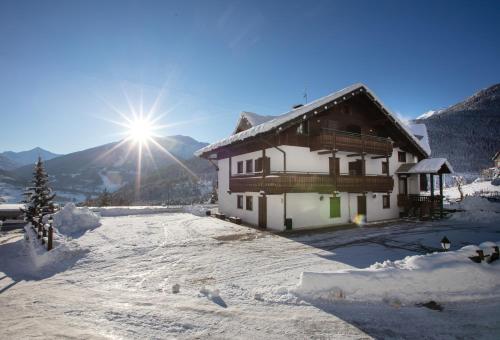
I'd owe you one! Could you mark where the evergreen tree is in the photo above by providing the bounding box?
[21,189,36,222]
[25,157,56,219]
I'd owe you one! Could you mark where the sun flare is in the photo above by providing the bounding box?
[127,117,155,144]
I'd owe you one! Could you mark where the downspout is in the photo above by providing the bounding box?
[259,135,287,227]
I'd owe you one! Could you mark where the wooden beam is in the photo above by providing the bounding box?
[430,173,434,218]
[347,153,362,157]
[439,173,444,218]
[371,155,387,159]
[318,150,333,155]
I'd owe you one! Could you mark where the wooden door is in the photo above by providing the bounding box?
[258,196,267,228]
[398,177,408,195]
[357,195,367,216]
[329,157,340,175]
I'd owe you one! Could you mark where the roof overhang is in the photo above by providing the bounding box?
[195,83,430,159]
[396,158,454,175]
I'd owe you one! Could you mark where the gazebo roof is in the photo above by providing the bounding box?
[396,158,454,174]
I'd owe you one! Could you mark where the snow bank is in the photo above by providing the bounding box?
[449,197,500,223]
[90,205,216,217]
[53,203,101,236]
[24,224,87,269]
[294,242,500,304]
[91,206,184,217]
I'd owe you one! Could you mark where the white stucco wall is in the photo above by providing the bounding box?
[216,145,420,230]
[266,195,284,231]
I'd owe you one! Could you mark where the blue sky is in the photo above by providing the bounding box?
[1,0,499,154]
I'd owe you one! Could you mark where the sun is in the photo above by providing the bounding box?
[126,117,156,144]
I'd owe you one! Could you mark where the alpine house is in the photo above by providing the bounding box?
[195,83,453,231]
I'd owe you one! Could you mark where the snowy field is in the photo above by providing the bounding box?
[1,203,500,339]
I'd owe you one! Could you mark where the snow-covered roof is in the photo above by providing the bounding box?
[195,83,430,158]
[407,123,431,156]
[232,111,276,134]
[396,158,454,174]
[0,204,24,211]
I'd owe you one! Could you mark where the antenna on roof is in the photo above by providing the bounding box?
[303,86,308,104]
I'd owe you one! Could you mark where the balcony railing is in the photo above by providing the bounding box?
[229,172,394,194]
[397,194,441,208]
[309,128,393,155]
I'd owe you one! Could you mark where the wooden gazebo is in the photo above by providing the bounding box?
[396,158,454,218]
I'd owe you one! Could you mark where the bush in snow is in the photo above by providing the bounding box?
[53,203,101,236]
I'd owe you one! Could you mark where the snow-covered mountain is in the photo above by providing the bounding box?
[414,83,500,174]
[111,156,216,205]
[0,154,21,171]
[11,135,209,201]
[416,109,444,120]
[0,147,61,168]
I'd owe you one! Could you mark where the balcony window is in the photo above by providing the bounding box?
[383,195,390,209]
[348,160,363,176]
[246,196,253,211]
[330,197,341,218]
[246,159,253,173]
[237,161,243,174]
[382,161,389,174]
[398,151,406,163]
[237,195,243,209]
[345,124,361,134]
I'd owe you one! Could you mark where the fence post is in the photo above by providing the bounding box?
[47,224,53,251]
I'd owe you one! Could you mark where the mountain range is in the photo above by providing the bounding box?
[1,84,499,204]
[413,83,500,174]
[0,147,61,170]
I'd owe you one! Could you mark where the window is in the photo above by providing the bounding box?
[237,161,243,174]
[382,161,389,174]
[255,158,263,172]
[246,159,253,173]
[237,195,243,209]
[246,196,253,211]
[398,151,406,163]
[348,160,363,176]
[382,195,390,209]
[345,124,361,134]
[330,197,341,218]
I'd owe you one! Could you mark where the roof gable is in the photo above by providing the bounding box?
[195,83,430,158]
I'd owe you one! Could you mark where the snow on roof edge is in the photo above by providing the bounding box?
[195,83,430,158]
[407,158,454,174]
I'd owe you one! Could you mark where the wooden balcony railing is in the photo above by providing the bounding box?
[397,194,441,208]
[229,173,394,194]
[309,128,393,155]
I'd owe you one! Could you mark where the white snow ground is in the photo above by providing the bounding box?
[1,206,500,339]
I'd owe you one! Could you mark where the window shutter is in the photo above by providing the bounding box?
[255,158,263,172]
[330,197,341,218]
[263,157,271,175]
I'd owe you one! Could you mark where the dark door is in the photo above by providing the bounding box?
[258,196,267,228]
[329,157,340,175]
[398,177,408,195]
[357,195,367,216]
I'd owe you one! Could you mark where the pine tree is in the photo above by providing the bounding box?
[25,157,56,219]
[21,189,36,223]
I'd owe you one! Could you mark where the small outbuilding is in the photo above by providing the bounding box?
[0,204,25,222]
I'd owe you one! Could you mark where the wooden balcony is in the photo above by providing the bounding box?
[397,194,441,208]
[309,128,393,155]
[229,173,394,194]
